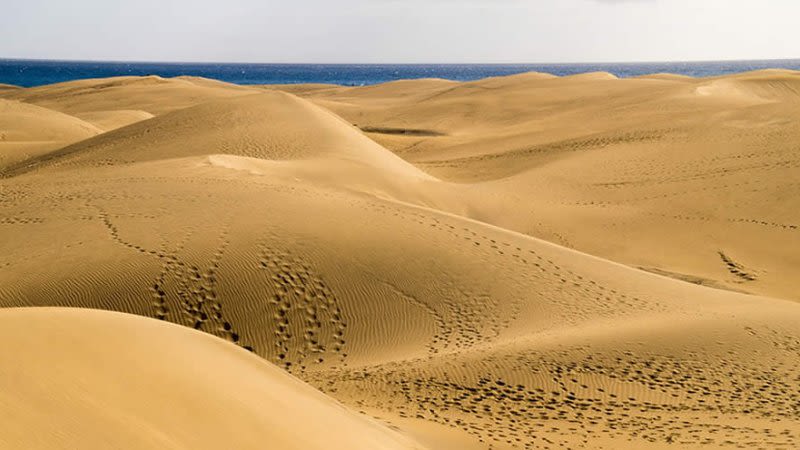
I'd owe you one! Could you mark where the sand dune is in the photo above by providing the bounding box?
[0,83,21,92]
[695,70,800,103]
[0,98,101,142]
[562,71,619,80]
[261,82,346,96]
[0,75,258,170]
[74,109,156,131]
[1,75,255,116]
[0,91,433,184]
[0,98,102,169]
[1,71,799,449]
[635,73,694,81]
[291,69,800,301]
[0,307,425,450]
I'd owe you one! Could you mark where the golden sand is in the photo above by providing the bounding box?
[1,72,799,449]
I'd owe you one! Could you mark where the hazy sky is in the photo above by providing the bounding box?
[2,0,798,63]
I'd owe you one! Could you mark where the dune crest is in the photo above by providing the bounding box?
[74,109,156,131]
[0,98,102,169]
[2,74,255,116]
[635,73,694,81]
[0,90,436,182]
[290,69,800,301]
[0,308,425,450]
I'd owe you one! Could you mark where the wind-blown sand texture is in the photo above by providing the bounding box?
[0,307,423,450]
[1,71,799,449]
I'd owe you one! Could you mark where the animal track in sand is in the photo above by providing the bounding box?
[312,342,800,450]
[0,216,45,224]
[359,126,446,137]
[718,251,758,282]
[97,208,255,352]
[423,129,672,167]
[644,212,799,231]
[598,158,800,187]
[350,196,669,355]
[257,243,348,373]
[371,278,450,355]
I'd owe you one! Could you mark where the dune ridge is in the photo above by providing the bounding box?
[1,70,799,449]
[0,307,426,450]
[0,98,102,169]
[290,69,800,301]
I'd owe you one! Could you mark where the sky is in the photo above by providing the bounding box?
[1,0,798,63]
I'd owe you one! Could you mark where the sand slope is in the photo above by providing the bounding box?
[0,91,432,183]
[0,76,257,169]
[0,98,102,169]
[1,72,799,450]
[0,83,21,92]
[74,109,156,131]
[1,75,254,116]
[1,157,798,449]
[291,70,800,301]
[0,307,424,450]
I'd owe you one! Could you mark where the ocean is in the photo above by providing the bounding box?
[2,58,800,88]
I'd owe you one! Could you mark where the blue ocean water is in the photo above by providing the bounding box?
[2,59,800,88]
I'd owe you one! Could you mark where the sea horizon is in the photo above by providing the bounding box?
[2,57,800,88]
